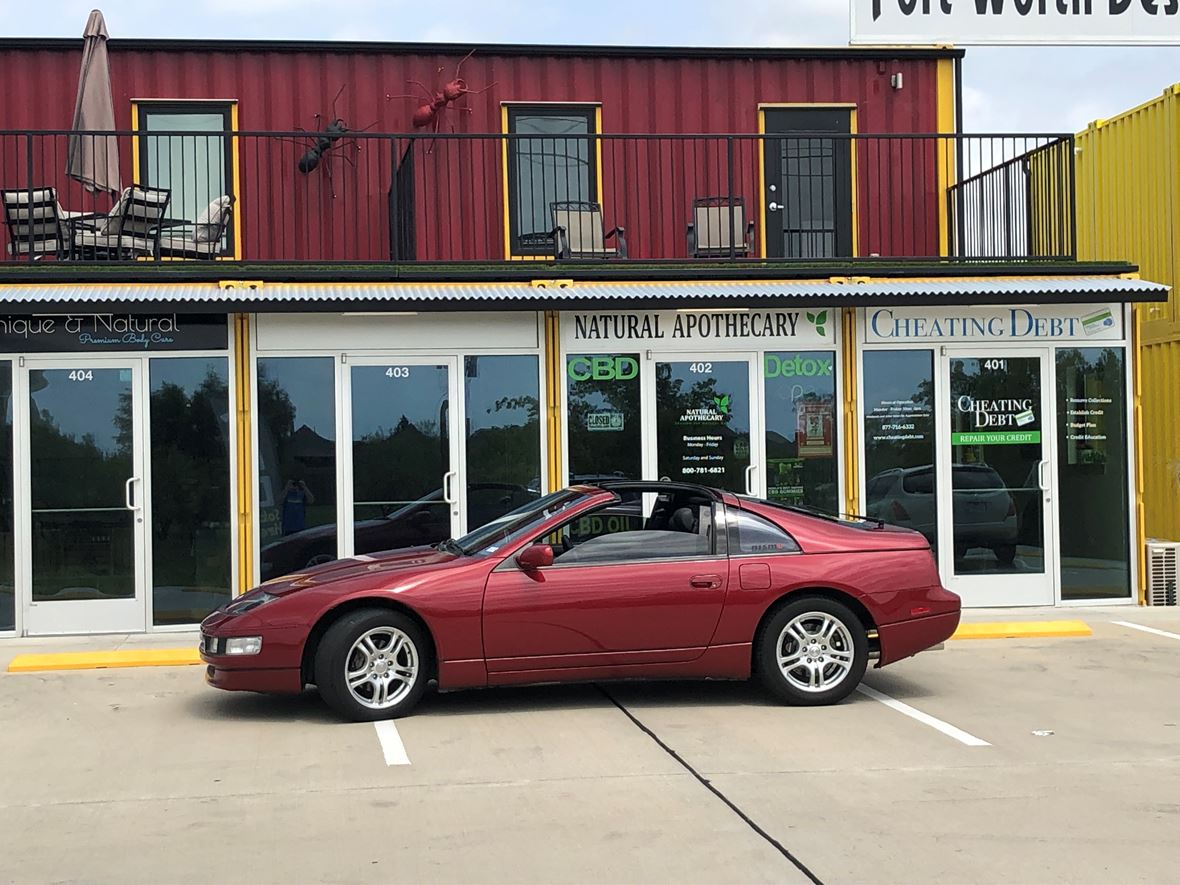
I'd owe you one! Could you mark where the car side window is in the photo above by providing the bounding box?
[547,491,717,565]
[730,509,800,555]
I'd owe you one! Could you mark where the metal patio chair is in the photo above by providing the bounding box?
[154,194,235,260]
[550,200,627,260]
[1,187,80,259]
[72,184,172,260]
[686,196,755,258]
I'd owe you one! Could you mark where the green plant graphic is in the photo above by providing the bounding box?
[805,309,829,337]
[713,394,731,416]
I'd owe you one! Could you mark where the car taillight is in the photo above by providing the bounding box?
[890,500,910,521]
[1007,498,1017,517]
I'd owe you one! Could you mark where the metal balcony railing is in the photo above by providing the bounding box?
[0,130,1076,267]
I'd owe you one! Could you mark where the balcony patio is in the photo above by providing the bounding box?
[0,130,1079,281]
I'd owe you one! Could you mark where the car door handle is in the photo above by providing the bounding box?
[690,574,722,589]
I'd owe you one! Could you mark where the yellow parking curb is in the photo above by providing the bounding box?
[7,648,201,673]
[952,620,1092,640]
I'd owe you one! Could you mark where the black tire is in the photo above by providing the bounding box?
[755,596,868,706]
[993,544,1017,565]
[314,608,431,721]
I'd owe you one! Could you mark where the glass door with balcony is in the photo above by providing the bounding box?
[21,360,147,634]
[937,348,1055,606]
[343,358,462,557]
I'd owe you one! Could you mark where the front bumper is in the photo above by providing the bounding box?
[199,615,308,695]
[202,660,304,693]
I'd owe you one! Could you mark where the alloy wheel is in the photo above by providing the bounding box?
[345,627,419,710]
[775,611,856,693]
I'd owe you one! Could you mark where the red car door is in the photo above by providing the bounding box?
[481,499,728,673]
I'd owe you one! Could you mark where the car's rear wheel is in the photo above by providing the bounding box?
[314,609,430,721]
[756,596,867,706]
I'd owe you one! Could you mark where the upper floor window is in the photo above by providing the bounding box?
[505,104,598,256]
[135,101,237,256]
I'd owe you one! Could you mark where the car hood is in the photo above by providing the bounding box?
[259,545,462,594]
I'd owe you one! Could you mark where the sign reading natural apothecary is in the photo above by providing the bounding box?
[0,313,228,352]
[564,309,836,348]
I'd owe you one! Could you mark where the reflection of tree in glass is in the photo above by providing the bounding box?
[567,358,641,480]
[468,394,540,491]
[354,412,447,505]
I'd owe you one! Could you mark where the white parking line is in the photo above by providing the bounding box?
[857,684,991,747]
[373,720,411,766]
[1113,621,1180,642]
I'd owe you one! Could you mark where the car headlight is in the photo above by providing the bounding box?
[224,591,278,615]
[224,636,263,656]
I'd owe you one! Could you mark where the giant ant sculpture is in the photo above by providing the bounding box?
[386,50,496,150]
[284,84,376,198]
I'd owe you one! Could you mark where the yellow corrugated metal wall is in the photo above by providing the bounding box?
[1076,85,1180,543]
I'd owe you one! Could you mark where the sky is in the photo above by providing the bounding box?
[1,0,1178,133]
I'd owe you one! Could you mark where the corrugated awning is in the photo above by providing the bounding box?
[0,276,1167,310]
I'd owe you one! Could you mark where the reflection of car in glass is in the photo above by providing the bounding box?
[866,464,1018,563]
[202,480,960,721]
[259,482,537,581]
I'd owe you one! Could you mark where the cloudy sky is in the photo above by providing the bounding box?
[1,0,1177,133]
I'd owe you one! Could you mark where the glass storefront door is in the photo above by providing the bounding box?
[22,361,148,634]
[653,355,761,494]
[938,348,1055,606]
[344,358,462,556]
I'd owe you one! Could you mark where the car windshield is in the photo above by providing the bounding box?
[450,489,588,556]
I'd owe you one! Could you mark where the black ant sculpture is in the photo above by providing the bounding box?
[285,85,376,198]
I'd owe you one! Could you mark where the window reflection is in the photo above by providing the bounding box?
[464,356,541,529]
[862,350,938,554]
[1057,348,1130,599]
[566,353,642,483]
[150,358,232,624]
[764,351,838,511]
[257,358,337,581]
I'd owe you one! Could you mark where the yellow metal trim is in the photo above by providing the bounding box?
[230,103,242,260]
[501,104,511,260]
[951,621,1092,640]
[8,649,201,672]
[234,313,254,594]
[595,105,604,207]
[850,108,859,258]
[757,108,767,259]
[841,308,859,515]
[544,310,563,491]
[130,102,140,185]
[935,58,956,257]
[1133,305,1146,604]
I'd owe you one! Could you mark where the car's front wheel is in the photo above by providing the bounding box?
[756,597,868,706]
[314,609,430,721]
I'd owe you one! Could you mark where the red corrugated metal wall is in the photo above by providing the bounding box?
[0,45,944,261]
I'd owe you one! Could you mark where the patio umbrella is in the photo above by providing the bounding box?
[66,9,120,195]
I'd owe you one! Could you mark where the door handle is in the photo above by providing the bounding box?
[124,476,138,511]
[768,201,781,211]
[744,464,756,496]
[1037,459,1049,492]
[442,470,457,506]
[690,574,722,589]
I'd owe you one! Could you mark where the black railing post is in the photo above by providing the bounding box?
[388,136,399,263]
[24,133,35,262]
[726,136,736,260]
[1067,134,1077,260]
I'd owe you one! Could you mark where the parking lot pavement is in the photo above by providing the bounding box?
[2,610,1180,885]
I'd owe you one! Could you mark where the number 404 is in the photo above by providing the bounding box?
[68,370,94,382]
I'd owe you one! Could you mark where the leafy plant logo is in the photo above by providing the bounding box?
[713,394,731,416]
[805,310,829,338]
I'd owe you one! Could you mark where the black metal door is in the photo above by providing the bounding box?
[762,108,853,259]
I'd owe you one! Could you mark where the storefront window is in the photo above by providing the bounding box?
[0,363,12,631]
[764,351,838,511]
[1056,348,1130,599]
[862,351,938,552]
[464,355,541,528]
[150,358,232,625]
[257,358,337,582]
[566,353,642,482]
[656,359,751,492]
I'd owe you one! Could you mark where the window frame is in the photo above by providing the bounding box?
[503,103,601,257]
[132,100,238,258]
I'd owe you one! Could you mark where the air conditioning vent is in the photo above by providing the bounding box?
[1146,541,1180,606]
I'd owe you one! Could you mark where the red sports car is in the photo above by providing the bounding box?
[200,481,960,721]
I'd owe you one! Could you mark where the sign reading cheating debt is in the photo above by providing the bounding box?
[850,0,1180,45]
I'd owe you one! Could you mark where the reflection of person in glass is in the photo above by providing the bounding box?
[281,478,316,535]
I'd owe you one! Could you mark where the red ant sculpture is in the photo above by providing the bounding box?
[387,50,497,137]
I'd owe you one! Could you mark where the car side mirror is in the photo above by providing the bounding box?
[517,543,554,571]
